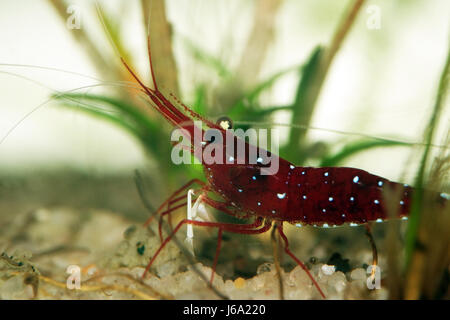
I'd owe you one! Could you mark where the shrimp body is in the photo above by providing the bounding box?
[123,57,445,228]
[284,166,411,226]
[121,45,446,299]
[205,150,413,226]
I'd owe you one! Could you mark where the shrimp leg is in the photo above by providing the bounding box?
[201,196,254,220]
[364,224,379,282]
[143,179,206,242]
[144,178,206,227]
[271,222,284,300]
[143,217,271,279]
[277,224,326,299]
[198,194,259,283]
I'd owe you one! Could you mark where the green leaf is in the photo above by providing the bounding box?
[319,139,411,167]
[283,46,323,163]
[192,85,207,115]
[251,105,292,116]
[228,65,302,118]
[53,92,205,182]
[56,100,143,143]
[52,93,167,157]
[180,35,232,79]
[245,64,304,103]
[53,93,159,132]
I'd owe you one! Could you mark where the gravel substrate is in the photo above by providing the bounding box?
[0,207,389,299]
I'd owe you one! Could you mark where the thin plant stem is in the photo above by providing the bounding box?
[404,38,450,275]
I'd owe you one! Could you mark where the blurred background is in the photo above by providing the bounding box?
[0,0,449,220]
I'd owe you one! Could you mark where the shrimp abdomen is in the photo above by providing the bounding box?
[285,167,412,225]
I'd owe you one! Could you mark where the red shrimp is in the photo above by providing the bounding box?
[121,38,448,300]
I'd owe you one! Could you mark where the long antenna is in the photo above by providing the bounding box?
[147,36,158,91]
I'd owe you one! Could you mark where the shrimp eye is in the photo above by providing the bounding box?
[216,116,233,130]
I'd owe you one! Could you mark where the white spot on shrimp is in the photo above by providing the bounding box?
[322,209,326,213]
[238,189,243,193]
[402,216,408,221]
[252,176,257,180]
[297,183,301,187]
[400,200,404,205]
[322,223,329,228]
[376,218,383,223]
[353,176,359,183]
[374,199,380,204]
[350,196,355,202]
[290,165,295,170]
[257,157,263,164]
[277,193,287,199]
[440,192,450,200]
[328,197,334,202]
[303,195,307,200]
[302,171,305,175]
[404,184,409,187]
[229,156,234,162]
[257,202,261,206]
[324,172,329,177]
[272,210,276,214]
[378,181,383,187]
[295,223,302,228]
[342,214,346,218]
[349,223,359,227]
